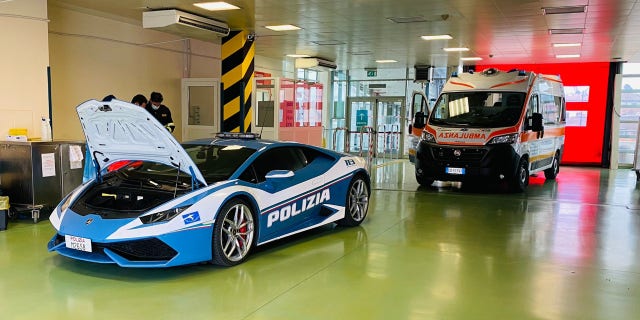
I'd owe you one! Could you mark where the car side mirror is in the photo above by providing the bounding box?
[265,170,294,179]
[413,111,426,129]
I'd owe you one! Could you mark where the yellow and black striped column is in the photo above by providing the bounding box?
[221,30,254,132]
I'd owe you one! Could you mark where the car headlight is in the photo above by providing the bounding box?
[487,133,519,145]
[60,194,73,213]
[140,206,189,224]
[421,131,436,143]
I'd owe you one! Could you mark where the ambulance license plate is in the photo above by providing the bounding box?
[446,167,465,175]
[65,235,92,252]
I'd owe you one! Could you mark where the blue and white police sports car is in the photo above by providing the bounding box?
[48,99,370,267]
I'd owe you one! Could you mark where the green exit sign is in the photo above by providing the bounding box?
[366,70,377,77]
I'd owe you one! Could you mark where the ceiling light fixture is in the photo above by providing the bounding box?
[376,60,397,63]
[421,35,453,40]
[542,5,587,15]
[443,47,469,52]
[286,54,310,58]
[265,24,301,31]
[461,57,482,61]
[553,43,582,47]
[194,2,241,11]
[556,54,580,58]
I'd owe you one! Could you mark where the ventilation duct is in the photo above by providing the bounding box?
[295,58,337,70]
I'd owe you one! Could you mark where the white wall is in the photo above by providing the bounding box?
[48,5,221,141]
[255,55,295,79]
[0,0,49,139]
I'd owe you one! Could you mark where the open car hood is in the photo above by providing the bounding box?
[77,99,207,187]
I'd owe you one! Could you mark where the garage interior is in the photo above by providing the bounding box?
[2,0,640,319]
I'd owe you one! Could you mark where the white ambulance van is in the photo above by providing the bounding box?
[410,68,566,192]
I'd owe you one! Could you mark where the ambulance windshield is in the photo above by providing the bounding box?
[429,92,525,128]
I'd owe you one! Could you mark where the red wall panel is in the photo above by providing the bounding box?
[476,62,610,165]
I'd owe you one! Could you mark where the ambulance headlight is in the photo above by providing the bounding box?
[421,131,436,143]
[487,133,519,145]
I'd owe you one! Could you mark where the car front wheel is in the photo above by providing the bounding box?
[337,175,369,227]
[212,198,255,266]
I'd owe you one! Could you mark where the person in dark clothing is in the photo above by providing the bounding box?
[131,94,147,108]
[146,91,175,132]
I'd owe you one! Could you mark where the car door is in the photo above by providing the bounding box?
[240,146,323,242]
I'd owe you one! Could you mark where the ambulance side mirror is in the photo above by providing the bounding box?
[413,111,427,129]
[527,113,543,132]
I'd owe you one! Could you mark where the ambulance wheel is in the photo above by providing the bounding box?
[337,175,369,227]
[415,173,434,187]
[544,152,560,180]
[510,158,529,192]
[212,198,256,267]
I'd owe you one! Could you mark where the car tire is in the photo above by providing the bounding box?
[211,198,255,267]
[510,158,529,192]
[337,175,369,227]
[544,152,560,180]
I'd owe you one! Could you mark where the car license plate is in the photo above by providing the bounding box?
[65,235,92,252]
[446,167,465,175]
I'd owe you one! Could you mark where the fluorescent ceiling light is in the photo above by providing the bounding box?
[286,54,310,58]
[461,57,482,61]
[553,43,581,47]
[376,60,397,63]
[443,47,469,52]
[543,6,587,15]
[421,35,453,40]
[556,54,580,58]
[265,24,301,31]
[194,2,240,11]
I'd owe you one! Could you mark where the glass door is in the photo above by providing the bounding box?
[347,97,405,158]
[376,98,405,158]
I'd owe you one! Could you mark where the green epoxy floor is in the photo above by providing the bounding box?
[2,162,640,319]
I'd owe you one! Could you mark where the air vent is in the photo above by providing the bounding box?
[386,16,427,24]
[348,51,373,56]
[177,16,230,35]
[549,28,584,34]
[543,6,587,15]
[143,9,230,40]
[311,40,345,46]
[415,65,432,82]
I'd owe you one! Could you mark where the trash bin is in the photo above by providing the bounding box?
[0,196,9,231]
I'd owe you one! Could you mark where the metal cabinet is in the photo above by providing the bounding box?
[0,141,85,222]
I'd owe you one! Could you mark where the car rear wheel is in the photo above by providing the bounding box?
[337,175,369,227]
[212,198,255,266]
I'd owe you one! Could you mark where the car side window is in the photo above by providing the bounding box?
[240,147,307,183]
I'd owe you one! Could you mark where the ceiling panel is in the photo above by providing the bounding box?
[48,0,640,69]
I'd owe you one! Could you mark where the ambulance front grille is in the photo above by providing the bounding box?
[432,147,486,162]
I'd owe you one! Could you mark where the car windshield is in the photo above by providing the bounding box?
[429,91,525,128]
[183,143,257,183]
